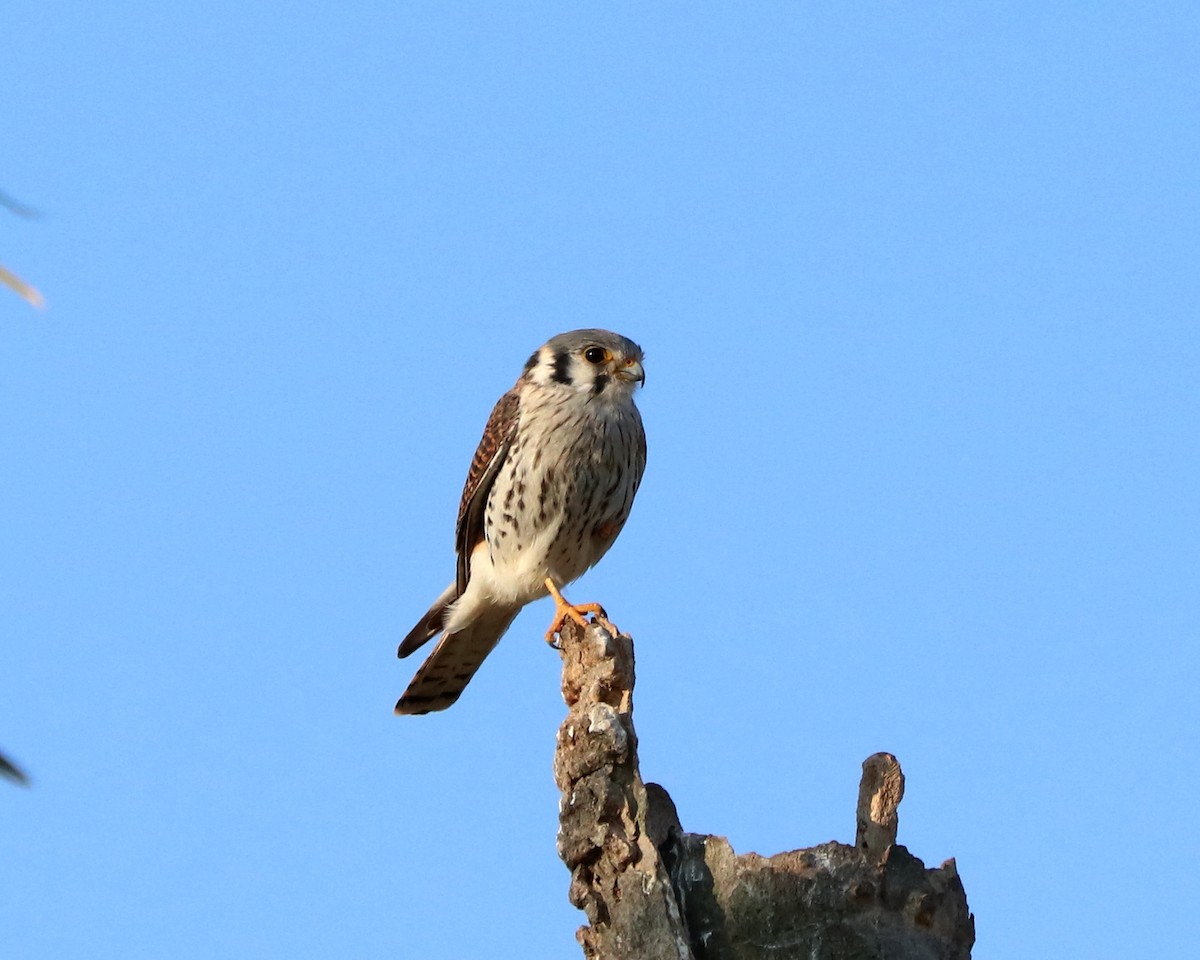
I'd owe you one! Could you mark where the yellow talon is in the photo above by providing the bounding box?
[544,578,611,645]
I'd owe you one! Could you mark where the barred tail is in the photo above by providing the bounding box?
[398,583,458,659]
[394,605,520,715]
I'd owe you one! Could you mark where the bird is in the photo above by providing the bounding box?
[395,329,647,716]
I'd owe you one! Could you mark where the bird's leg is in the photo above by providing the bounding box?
[543,577,613,646]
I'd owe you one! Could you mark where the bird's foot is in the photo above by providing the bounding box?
[543,578,615,647]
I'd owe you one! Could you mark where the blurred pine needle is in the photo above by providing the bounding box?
[2,189,45,310]
[0,263,45,309]
[0,751,29,786]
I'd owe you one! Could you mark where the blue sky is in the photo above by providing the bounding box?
[3,3,1197,957]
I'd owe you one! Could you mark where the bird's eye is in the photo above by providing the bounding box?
[584,346,608,364]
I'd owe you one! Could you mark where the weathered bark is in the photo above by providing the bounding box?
[554,619,975,960]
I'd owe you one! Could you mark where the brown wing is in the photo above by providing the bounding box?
[454,388,520,596]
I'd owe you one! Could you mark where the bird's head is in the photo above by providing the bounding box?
[523,329,645,398]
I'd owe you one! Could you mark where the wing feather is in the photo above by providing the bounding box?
[454,389,520,596]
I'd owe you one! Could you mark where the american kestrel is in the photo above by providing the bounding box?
[395,329,647,715]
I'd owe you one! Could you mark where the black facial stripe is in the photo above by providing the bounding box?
[523,350,540,373]
[592,374,609,395]
[550,349,572,384]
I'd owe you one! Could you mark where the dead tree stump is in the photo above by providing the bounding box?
[553,619,975,960]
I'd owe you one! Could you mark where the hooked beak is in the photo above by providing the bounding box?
[614,358,645,385]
